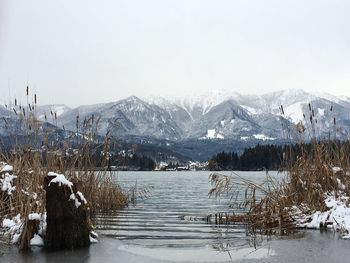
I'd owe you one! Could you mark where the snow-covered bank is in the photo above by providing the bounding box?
[288,166,350,238]
[295,195,350,238]
[1,213,46,245]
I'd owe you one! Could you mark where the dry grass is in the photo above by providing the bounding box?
[0,87,128,249]
[209,103,350,236]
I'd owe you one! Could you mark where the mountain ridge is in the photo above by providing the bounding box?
[1,89,349,143]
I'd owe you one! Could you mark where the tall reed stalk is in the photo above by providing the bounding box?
[0,87,128,249]
[210,102,350,235]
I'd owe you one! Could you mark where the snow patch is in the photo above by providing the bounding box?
[332,167,342,174]
[1,164,13,173]
[70,193,82,208]
[3,218,17,228]
[253,134,275,141]
[90,230,99,243]
[296,195,350,238]
[77,191,87,204]
[216,133,224,139]
[53,105,67,116]
[48,172,73,188]
[30,234,44,246]
[240,105,258,115]
[206,129,216,138]
[318,108,325,116]
[2,214,23,244]
[0,163,17,195]
[200,129,225,140]
[48,172,88,209]
[28,213,41,221]
[90,235,98,243]
[1,173,17,195]
[284,102,305,123]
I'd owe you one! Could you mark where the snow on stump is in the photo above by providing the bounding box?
[44,172,91,250]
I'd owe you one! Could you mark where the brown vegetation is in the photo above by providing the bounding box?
[209,103,350,236]
[0,87,128,249]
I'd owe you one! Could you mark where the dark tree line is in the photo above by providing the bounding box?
[208,140,350,171]
[90,151,155,171]
[112,154,155,171]
[208,144,285,171]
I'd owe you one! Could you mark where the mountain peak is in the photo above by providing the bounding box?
[2,89,349,143]
[123,96,144,104]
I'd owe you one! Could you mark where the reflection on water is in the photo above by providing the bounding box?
[95,171,277,260]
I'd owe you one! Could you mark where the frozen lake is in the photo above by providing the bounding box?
[1,171,350,262]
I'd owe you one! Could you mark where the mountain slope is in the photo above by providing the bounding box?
[57,96,184,140]
[3,89,349,143]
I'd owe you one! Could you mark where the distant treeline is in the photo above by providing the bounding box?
[208,141,350,171]
[113,154,156,171]
[208,144,284,171]
[91,151,156,171]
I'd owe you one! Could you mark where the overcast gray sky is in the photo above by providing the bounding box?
[0,0,349,106]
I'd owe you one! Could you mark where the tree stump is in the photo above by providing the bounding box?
[44,174,91,250]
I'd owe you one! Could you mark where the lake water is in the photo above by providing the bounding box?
[2,171,350,263]
[97,171,268,249]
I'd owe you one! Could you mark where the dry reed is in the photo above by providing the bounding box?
[0,87,128,249]
[209,102,350,236]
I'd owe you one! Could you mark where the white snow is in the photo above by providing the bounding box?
[332,167,342,174]
[48,172,73,188]
[53,105,67,116]
[253,134,275,141]
[69,190,87,208]
[90,235,98,243]
[240,105,258,115]
[0,172,17,195]
[12,233,21,244]
[0,163,16,195]
[216,133,224,139]
[3,212,48,244]
[2,214,23,244]
[1,164,13,173]
[3,218,17,228]
[240,136,249,141]
[38,213,47,236]
[30,234,44,246]
[284,102,305,123]
[77,191,87,204]
[70,193,82,208]
[89,230,99,243]
[90,230,99,238]
[207,129,216,138]
[200,129,225,140]
[28,213,41,221]
[296,195,350,238]
[318,108,325,116]
[48,172,88,210]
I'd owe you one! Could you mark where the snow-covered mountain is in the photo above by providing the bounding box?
[35,104,72,122]
[57,96,184,140]
[147,89,350,141]
[2,89,350,142]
